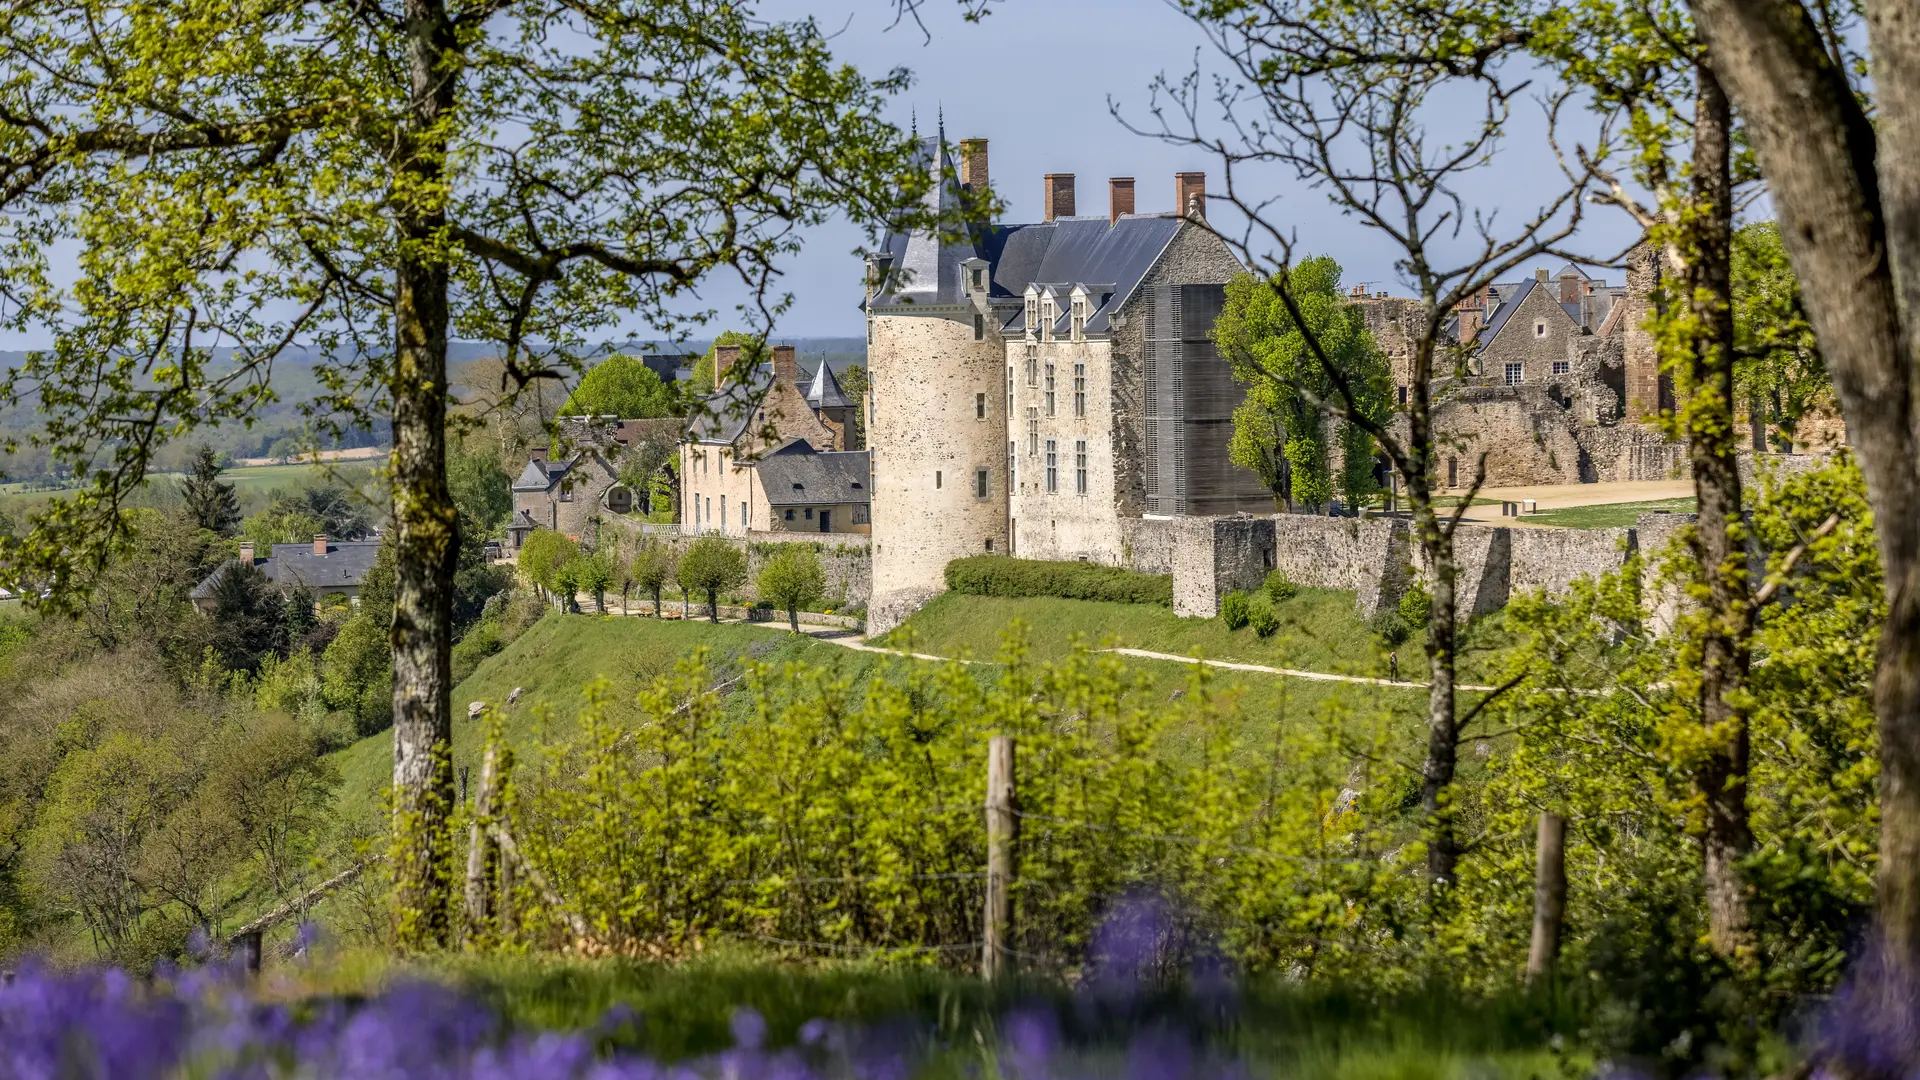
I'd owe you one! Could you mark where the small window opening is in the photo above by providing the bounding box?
[975,392,987,420]
[935,470,942,489]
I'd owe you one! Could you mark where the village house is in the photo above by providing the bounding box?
[190,535,383,612]
[505,415,682,554]
[678,344,866,535]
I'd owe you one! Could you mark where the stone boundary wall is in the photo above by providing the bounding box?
[1176,513,1661,620]
[605,519,873,613]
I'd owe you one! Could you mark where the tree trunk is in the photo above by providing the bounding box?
[1418,516,1461,885]
[653,588,662,617]
[788,603,799,633]
[1689,0,1920,985]
[707,588,719,622]
[1684,65,1755,957]
[389,0,461,951]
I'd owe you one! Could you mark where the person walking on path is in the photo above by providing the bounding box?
[1389,652,1399,682]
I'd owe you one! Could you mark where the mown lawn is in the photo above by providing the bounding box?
[880,589,1518,685]
[1523,496,1695,529]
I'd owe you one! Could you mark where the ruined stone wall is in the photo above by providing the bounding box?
[1119,516,1181,574]
[1506,526,1636,595]
[1263,514,1410,617]
[1171,516,1276,618]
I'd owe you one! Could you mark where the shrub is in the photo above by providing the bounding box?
[1221,592,1252,630]
[630,542,678,617]
[1398,582,1432,627]
[1251,606,1280,639]
[944,556,1173,606]
[1264,569,1298,604]
[1368,609,1411,646]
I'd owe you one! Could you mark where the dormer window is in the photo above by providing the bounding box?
[1071,297,1087,341]
[1025,295,1038,338]
[971,266,985,291]
[1041,301,1055,342]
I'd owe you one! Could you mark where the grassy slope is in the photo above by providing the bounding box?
[327,604,1442,816]
[881,588,1516,685]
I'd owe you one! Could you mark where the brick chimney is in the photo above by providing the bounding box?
[1108,177,1135,224]
[238,540,255,564]
[530,444,547,464]
[1559,270,1580,303]
[714,344,741,384]
[1175,172,1207,220]
[960,139,989,194]
[1351,284,1366,298]
[313,534,328,556]
[1043,174,1076,221]
[772,344,797,385]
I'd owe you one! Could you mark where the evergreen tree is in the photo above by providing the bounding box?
[179,446,241,536]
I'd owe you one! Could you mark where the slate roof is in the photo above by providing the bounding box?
[805,360,854,411]
[753,441,870,507]
[190,540,384,601]
[512,457,571,492]
[1476,279,1539,352]
[689,363,777,445]
[639,353,698,383]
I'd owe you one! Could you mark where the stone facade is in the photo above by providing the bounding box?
[1170,516,1277,618]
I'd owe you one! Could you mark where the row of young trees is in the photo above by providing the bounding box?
[517,530,832,631]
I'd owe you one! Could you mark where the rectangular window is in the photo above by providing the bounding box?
[1045,439,1058,494]
[974,468,989,499]
[973,313,985,341]
[975,392,987,420]
[559,486,573,502]
[1075,440,1088,495]
[1026,345,1039,387]
[935,470,942,489]
[1006,366,1014,415]
[1008,440,1016,488]
[1551,360,1570,376]
[785,509,794,521]
[1044,362,1056,417]
[805,507,813,519]
[1073,362,1086,417]
[1504,362,1524,387]
[853,504,869,525]
[741,502,747,530]
[1025,297,1037,337]
[1027,408,1039,457]
[972,267,984,290]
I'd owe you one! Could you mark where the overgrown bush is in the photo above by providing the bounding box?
[1368,609,1411,646]
[1398,582,1432,627]
[1221,592,1252,630]
[944,556,1172,606]
[1251,606,1280,639]
[1263,569,1298,604]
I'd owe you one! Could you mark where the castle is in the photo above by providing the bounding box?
[862,128,1275,630]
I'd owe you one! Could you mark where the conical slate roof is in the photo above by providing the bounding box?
[805,361,854,411]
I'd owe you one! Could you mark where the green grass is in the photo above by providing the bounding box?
[1524,496,1696,529]
[0,458,385,514]
[881,588,1516,685]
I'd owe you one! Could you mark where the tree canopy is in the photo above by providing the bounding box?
[559,355,675,420]
[179,447,241,537]
[1213,258,1392,511]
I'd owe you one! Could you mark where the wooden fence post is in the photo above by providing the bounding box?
[463,745,499,944]
[1526,811,1567,986]
[983,735,1017,980]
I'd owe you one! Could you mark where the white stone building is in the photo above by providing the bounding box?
[863,125,1268,630]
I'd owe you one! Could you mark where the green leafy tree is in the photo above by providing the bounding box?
[576,551,618,613]
[1732,221,1829,451]
[560,355,673,420]
[207,561,289,675]
[839,364,869,445]
[1214,259,1391,512]
[553,556,586,614]
[269,485,372,540]
[516,530,579,610]
[0,0,930,944]
[677,536,747,622]
[241,509,326,552]
[448,443,513,537]
[757,545,826,631]
[631,542,678,617]
[178,446,241,537]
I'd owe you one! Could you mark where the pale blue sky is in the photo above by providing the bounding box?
[693,0,1649,340]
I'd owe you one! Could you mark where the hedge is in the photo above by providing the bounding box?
[944,555,1173,606]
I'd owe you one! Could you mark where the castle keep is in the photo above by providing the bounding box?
[863,127,1269,629]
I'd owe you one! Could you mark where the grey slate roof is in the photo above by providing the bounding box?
[1476,279,1538,352]
[689,363,777,445]
[190,540,383,600]
[753,441,870,507]
[804,360,854,410]
[512,459,562,492]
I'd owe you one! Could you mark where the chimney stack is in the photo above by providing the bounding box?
[238,541,255,564]
[714,344,741,384]
[1108,177,1135,224]
[1044,173,1076,221]
[960,139,989,195]
[1175,172,1207,220]
[773,344,798,385]
[1351,284,1366,298]
[313,534,328,556]
[1559,270,1580,304]
[1535,267,1549,283]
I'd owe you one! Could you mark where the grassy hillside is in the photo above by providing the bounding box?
[327,606,1442,816]
[881,588,1517,684]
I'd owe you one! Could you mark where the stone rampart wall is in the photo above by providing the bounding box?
[605,519,873,613]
